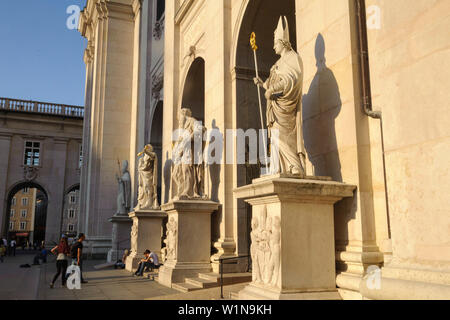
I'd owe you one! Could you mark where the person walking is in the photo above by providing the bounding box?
[10,239,16,256]
[70,233,87,284]
[49,236,70,288]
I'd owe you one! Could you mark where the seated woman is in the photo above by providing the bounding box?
[134,249,160,276]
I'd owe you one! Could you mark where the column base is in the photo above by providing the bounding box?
[158,261,212,287]
[238,284,341,300]
[125,209,167,272]
[108,215,132,263]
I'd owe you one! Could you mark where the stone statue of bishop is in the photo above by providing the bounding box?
[115,160,131,215]
[254,16,306,176]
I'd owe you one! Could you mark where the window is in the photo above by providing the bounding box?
[156,0,165,21]
[79,144,83,168]
[68,209,75,219]
[22,198,28,206]
[11,197,16,206]
[68,224,74,232]
[20,222,26,230]
[22,187,29,194]
[24,141,41,166]
[69,195,76,204]
[10,209,15,217]
[9,222,14,230]
[21,209,27,218]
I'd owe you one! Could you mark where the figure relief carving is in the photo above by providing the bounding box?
[253,16,306,176]
[165,217,178,260]
[170,108,207,201]
[115,160,131,215]
[130,219,138,253]
[250,206,281,288]
[135,144,159,210]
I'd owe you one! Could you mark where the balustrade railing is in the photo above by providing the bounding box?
[0,97,84,118]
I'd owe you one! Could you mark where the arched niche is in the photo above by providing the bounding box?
[150,100,163,205]
[233,0,297,260]
[181,57,205,124]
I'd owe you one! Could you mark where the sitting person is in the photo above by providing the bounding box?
[134,249,160,276]
[114,249,130,269]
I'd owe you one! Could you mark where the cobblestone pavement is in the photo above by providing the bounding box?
[0,251,41,300]
[37,257,178,300]
[37,256,249,300]
[1,251,249,300]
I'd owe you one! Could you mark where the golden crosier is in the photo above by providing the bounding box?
[250,32,258,51]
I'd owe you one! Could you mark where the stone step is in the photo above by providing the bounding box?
[185,277,219,289]
[198,272,252,285]
[229,291,240,300]
[172,282,203,293]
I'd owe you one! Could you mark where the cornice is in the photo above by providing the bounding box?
[175,0,195,25]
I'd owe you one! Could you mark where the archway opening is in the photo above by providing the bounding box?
[181,57,205,124]
[3,182,48,249]
[150,101,163,206]
[234,0,297,260]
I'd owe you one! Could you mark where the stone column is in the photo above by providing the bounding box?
[0,134,12,237]
[78,0,140,256]
[235,175,356,300]
[158,200,220,287]
[107,215,132,263]
[126,209,167,272]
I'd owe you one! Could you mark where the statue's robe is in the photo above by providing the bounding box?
[265,49,305,175]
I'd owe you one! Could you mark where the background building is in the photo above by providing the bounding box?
[0,97,83,245]
[8,187,36,246]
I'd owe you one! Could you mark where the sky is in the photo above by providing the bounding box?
[0,0,87,106]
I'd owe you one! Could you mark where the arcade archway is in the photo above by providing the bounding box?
[3,181,48,247]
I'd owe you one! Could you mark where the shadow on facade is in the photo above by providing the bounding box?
[163,151,172,204]
[303,33,343,183]
[303,33,357,245]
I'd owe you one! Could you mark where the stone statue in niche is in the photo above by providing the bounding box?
[253,16,306,176]
[135,144,159,210]
[115,160,131,215]
[171,108,207,200]
[249,205,281,287]
[165,217,177,260]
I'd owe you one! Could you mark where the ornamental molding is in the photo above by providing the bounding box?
[151,73,164,101]
[23,166,39,181]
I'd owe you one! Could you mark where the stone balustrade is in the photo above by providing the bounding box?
[0,97,84,118]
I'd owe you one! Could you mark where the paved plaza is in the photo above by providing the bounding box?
[0,252,249,300]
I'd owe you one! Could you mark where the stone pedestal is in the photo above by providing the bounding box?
[234,175,356,300]
[158,200,220,288]
[125,209,167,272]
[107,215,132,263]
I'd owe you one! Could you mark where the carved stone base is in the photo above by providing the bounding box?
[234,175,356,300]
[239,283,341,300]
[125,209,167,272]
[107,215,132,263]
[158,200,220,287]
